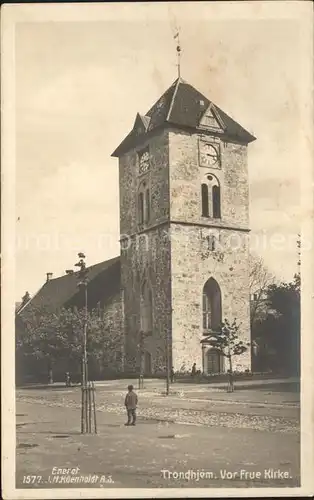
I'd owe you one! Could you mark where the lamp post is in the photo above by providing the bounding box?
[75,253,88,387]
[138,330,144,390]
[202,342,206,375]
[74,253,97,434]
[165,324,170,396]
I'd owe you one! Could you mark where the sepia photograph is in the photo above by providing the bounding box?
[1,1,313,498]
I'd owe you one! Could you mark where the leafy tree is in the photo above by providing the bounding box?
[16,306,122,383]
[251,234,300,375]
[267,274,300,374]
[252,273,300,375]
[208,319,249,392]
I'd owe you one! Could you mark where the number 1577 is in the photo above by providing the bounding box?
[23,475,42,484]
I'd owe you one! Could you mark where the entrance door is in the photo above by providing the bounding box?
[207,350,221,374]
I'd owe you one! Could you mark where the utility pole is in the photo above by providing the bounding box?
[75,252,97,434]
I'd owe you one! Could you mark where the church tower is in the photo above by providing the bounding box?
[112,77,256,375]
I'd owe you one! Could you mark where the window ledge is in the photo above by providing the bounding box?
[200,216,222,221]
[137,221,151,231]
[202,328,220,336]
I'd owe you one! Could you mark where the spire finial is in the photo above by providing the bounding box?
[174,30,181,79]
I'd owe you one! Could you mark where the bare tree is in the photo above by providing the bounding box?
[249,254,275,328]
[297,233,301,270]
[209,318,249,392]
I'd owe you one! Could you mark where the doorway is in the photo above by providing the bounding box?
[206,349,223,374]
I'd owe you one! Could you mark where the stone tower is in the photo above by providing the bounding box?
[112,78,256,375]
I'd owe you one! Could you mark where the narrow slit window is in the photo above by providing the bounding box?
[145,188,150,223]
[212,185,221,219]
[201,184,209,217]
[202,292,212,329]
[203,278,222,332]
[138,192,144,224]
[207,234,215,251]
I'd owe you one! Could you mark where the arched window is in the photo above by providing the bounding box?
[138,192,144,224]
[201,184,209,217]
[202,278,222,332]
[203,292,212,330]
[140,280,153,333]
[213,185,221,219]
[145,188,150,223]
[138,182,150,225]
[201,174,221,219]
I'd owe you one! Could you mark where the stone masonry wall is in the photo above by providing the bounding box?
[119,129,172,374]
[100,290,124,373]
[119,129,170,236]
[168,127,251,373]
[168,129,249,229]
[120,227,171,374]
[118,124,252,375]
[170,224,251,373]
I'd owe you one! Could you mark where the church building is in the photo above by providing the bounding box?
[17,76,256,379]
[112,77,256,375]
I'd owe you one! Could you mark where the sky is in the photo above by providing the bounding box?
[14,3,306,300]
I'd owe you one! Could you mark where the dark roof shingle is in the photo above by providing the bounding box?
[18,256,121,315]
[112,78,256,156]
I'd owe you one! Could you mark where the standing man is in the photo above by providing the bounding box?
[170,367,175,383]
[191,363,197,377]
[124,385,138,426]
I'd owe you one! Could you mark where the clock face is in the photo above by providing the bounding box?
[139,150,150,174]
[200,143,219,167]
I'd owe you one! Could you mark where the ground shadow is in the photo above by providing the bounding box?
[16,430,82,435]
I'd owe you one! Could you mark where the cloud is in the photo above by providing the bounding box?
[250,177,299,202]
[249,175,300,237]
[14,17,304,298]
[16,159,120,271]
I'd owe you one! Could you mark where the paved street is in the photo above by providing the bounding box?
[16,379,300,489]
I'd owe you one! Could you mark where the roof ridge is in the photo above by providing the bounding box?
[212,102,256,141]
[146,77,182,118]
[88,256,120,271]
[16,283,46,315]
[166,78,181,122]
[17,255,121,315]
[17,256,121,314]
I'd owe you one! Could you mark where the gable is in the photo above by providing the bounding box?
[199,105,224,132]
[133,113,151,137]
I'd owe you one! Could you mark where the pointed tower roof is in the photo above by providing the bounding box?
[112,78,255,157]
